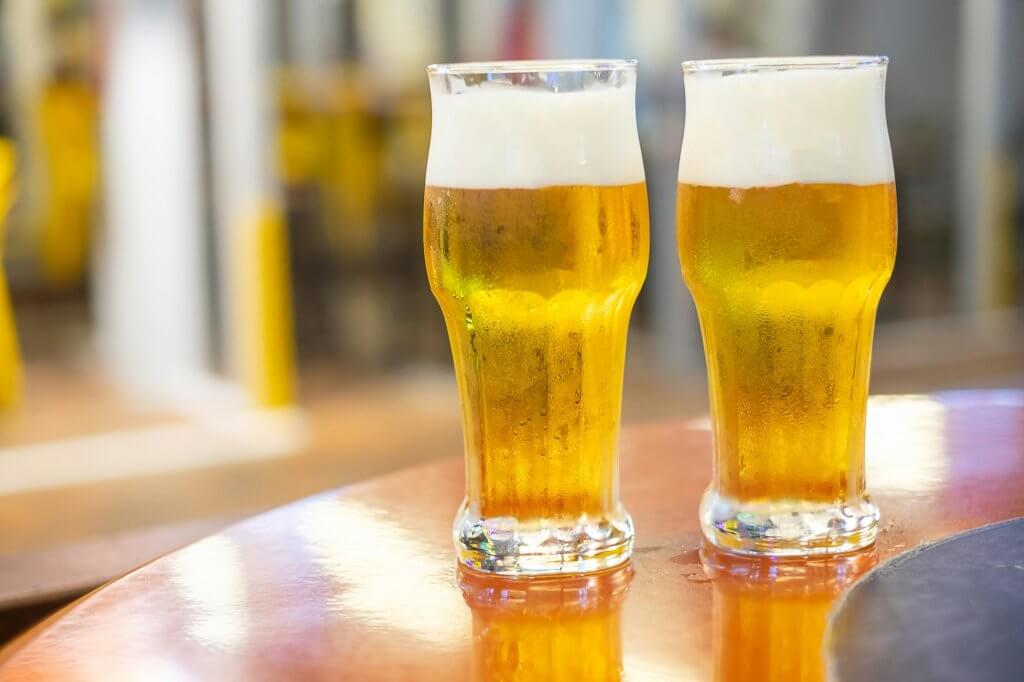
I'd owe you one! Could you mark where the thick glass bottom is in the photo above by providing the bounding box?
[454,501,634,576]
[700,488,879,557]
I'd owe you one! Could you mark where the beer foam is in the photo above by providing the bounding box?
[426,85,645,189]
[678,63,893,187]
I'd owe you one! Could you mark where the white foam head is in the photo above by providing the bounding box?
[426,76,644,189]
[678,58,894,188]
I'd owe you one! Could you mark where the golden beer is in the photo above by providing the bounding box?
[426,184,647,519]
[678,56,895,555]
[426,60,646,574]
[677,182,896,502]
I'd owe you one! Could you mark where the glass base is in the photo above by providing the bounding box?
[454,501,634,576]
[700,488,879,557]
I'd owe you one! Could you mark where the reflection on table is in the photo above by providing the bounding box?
[703,546,877,682]
[1,392,1022,681]
[460,565,632,682]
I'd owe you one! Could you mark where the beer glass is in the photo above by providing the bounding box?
[425,61,649,574]
[677,57,896,555]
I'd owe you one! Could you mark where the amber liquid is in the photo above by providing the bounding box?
[707,548,877,682]
[677,182,896,503]
[473,605,624,681]
[461,566,631,682]
[425,184,649,521]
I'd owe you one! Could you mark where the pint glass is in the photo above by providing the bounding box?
[677,57,897,555]
[425,61,648,574]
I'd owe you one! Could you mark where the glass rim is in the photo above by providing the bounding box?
[682,55,888,73]
[427,59,638,76]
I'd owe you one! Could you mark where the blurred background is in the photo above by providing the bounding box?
[0,0,1021,639]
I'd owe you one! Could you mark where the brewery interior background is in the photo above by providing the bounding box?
[0,0,1021,639]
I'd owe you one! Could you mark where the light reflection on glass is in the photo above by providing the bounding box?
[169,535,250,651]
[460,564,632,682]
[296,497,465,647]
[703,545,877,682]
[866,395,950,493]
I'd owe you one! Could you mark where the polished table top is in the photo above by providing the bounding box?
[0,391,1022,681]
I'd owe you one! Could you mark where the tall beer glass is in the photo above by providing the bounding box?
[677,57,896,555]
[425,61,648,574]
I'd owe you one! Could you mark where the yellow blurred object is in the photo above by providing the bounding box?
[323,68,380,256]
[37,77,99,288]
[275,67,382,257]
[992,153,1018,307]
[241,202,297,407]
[276,71,327,187]
[382,91,430,192]
[0,139,23,410]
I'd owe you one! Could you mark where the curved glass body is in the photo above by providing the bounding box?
[677,57,897,555]
[425,60,649,574]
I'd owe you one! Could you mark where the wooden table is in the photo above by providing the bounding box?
[0,391,1021,681]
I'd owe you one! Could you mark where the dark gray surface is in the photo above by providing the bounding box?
[829,517,1024,682]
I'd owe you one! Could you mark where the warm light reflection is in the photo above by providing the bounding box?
[296,497,465,647]
[692,395,952,495]
[685,415,712,431]
[623,655,701,682]
[866,395,950,493]
[460,565,632,682]
[169,535,250,651]
[703,545,877,682]
[92,659,195,682]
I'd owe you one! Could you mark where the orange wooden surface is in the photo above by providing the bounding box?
[0,391,1021,681]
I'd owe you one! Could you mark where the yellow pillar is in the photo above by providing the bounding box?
[241,202,296,407]
[38,78,99,289]
[0,139,23,410]
[205,0,298,409]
